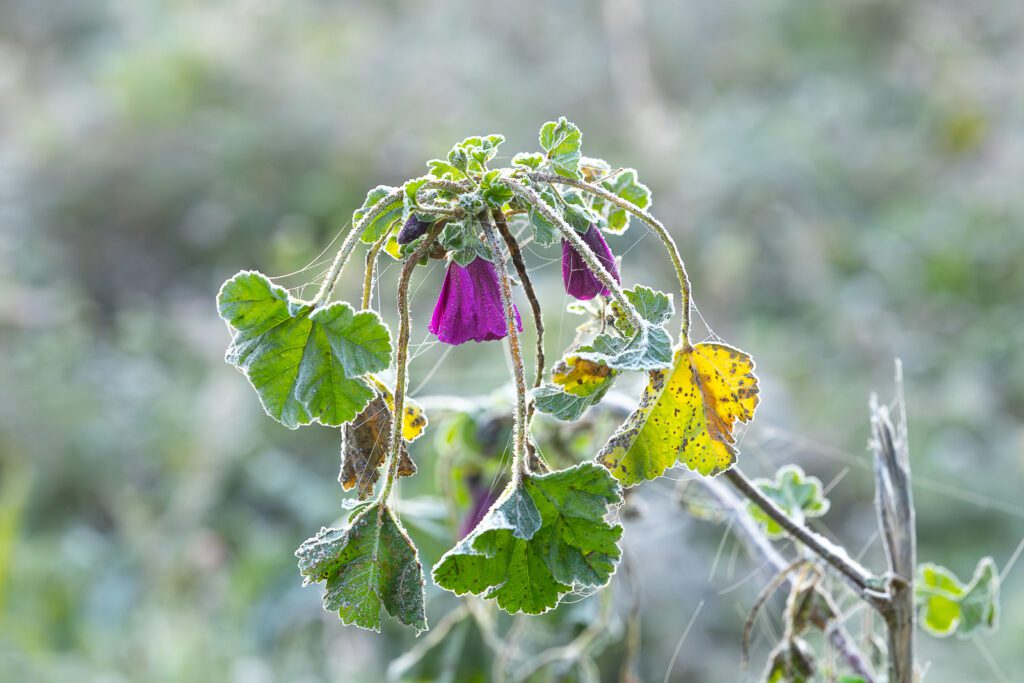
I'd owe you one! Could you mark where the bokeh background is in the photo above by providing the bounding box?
[2,1,1022,681]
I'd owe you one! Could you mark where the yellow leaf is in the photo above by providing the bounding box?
[370,376,429,442]
[597,342,758,483]
[553,357,615,397]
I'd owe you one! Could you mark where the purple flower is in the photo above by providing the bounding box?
[429,257,522,345]
[562,224,620,300]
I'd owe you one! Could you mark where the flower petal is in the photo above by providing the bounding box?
[429,257,522,345]
[562,224,619,300]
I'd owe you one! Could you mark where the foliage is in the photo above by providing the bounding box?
[7,7,1022,678]
[433,462,622,614]
[749,465,831,538]
[296,502,427,633]
[218,271,393,428]
[214,119,767,633]
[597,343,758,481]
[916,558,1000,639]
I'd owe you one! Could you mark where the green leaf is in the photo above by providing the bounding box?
[527,185,563,247]
[614,286,674,336]
[296,503,427,633]
[597,343,759,482]
[433,462,622,615]
[402,176,440,223]
[916,557,999,638]
[455,134,505,174]
[562,190,598,233]
[426,158,467,180]
[218,271,392,429]
[594,169,651,234]
[447,147,469,174]
[572,322,673,373]
[440,220,489,266]
[512,152,544,169]
[748,465,830,538]
[353,185,403,243]
[532,385,604,422]
[539,117,582,179]
[480,170,514,208]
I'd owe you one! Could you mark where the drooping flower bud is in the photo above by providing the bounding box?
[561,224,620,300]
[397,215,431,245]
[429,257,522,345]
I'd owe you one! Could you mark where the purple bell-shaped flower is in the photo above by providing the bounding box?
[562,224,620,300]
[429,257,522,345]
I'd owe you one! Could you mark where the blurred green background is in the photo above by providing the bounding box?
[2,1,1022,681]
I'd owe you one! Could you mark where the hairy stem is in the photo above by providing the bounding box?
[313,186,405,308]
[378,221,445,503]
[493,209,545,390]
[525,171,692,343]
[361,231,390,310]
[725,467,885,606]
[480,213,531,485]
[507,180,643,331]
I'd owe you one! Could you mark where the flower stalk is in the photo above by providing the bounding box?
[524,171,693,344]
[361,230,391,310]
[506,180,644,333]
[493,209,545,390]
[479,212,531,485]
[378,221,445,503]
[313,186,406,308]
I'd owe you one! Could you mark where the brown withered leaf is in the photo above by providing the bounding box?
[339,396,415,500]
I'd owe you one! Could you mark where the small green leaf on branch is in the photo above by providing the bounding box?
[539,117,582,179]
[432,462,622,615]
[218,271,392,429]
[296,503,427,633]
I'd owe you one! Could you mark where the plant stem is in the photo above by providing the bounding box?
[313,186,405,308]
[870,380,916,683]
[480,212,531,485]
[493,209,545,391]
[361,231,390,310]
[525,171,692,343]
[378,221,445,504]
[724,467,886,606]
[702,475,877,682]
[507,180,643,332]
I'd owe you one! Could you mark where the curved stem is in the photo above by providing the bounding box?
[378,221,445,503]
[480,213,531,485]
[313,186,405,308]
[725,467,886,606]
[701,474,878,683]
[361,231,390,310]
[493,209,545,391]
[525,171,692,344]
[507,180,643,332]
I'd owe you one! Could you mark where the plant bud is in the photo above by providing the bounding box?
[397,215,431,245]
